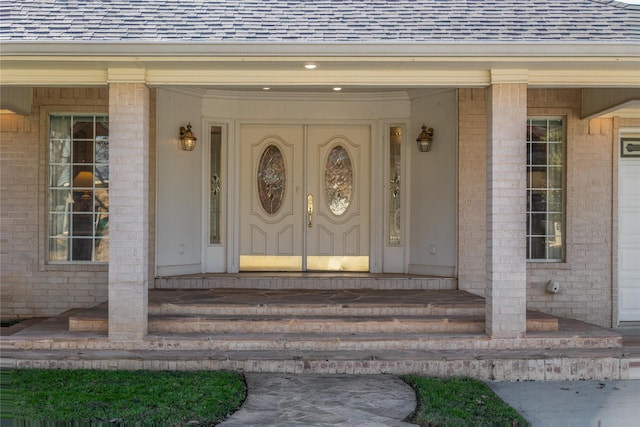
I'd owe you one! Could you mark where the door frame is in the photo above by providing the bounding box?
[230,119,384,273]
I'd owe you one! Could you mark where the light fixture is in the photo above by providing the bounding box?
[73,170,94,205]
[333,87,342,91]
[179,122,197,151]
[304,63,317,69]
[416,123,434,152]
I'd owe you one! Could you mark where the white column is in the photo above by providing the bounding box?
[486,76,528,338]
[108,80,150,340]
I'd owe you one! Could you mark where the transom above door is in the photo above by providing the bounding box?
[239,124,370,271]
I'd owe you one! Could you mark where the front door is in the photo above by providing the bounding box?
[239,124,370,271]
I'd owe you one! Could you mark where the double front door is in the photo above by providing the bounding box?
[239,124,370,271]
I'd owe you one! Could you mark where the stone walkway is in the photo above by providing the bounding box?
[218,373,418,427]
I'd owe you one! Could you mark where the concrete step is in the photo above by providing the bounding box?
[628,358,640,380]
[69,308,558,335]
[149,314,487,334]
[1,346,628,381]
[155,274,457,290]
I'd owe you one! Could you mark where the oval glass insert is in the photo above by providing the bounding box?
[324,144,353,216]
[257,144,286,215]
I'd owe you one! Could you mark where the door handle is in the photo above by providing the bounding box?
[307,193,314,227]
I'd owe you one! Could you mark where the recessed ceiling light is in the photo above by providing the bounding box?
[333,87,342,91]
[262,87,270,90]
[304,63,317,70]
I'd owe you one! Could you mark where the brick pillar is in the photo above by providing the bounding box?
[108,82,149,340]
[486,81,527,338]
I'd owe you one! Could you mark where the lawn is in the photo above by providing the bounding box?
[1,370,528,426]
[404,375,528,426]
[1,369,246,426]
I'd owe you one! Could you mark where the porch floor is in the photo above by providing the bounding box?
[1,286,637,380]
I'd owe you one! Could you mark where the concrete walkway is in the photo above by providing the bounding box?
[489,380,640,427]
[218,373,418,427]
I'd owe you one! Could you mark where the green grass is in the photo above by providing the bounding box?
[403,375,528,427]
[1,369,246,426]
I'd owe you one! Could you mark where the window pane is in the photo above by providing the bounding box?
[210,126,222,244]
[530,120,549,141]
[50,116,71,139]
[531,143,547,165]
[50,139,71,164]
[530,190,547,212]
[73,117,94,139]
[548,166,562,188]
[49,237,69,261]
[95,165,109,188]
[49,165,71,188]
[71,237,93,261]
[530,213,547,235]
[324,145,353,216]
[257,144,286,215]
[529,237,547,259]
[73,140,93,163]
[96,137,109,164]
[49,189,71,211]
[549,143,563,165]
[388,126,402,245]
[530,167,547,188]
[548,120,563,142]
[548,190,562,212]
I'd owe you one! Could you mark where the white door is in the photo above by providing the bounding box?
[239,124,370,271]
[619,139,640,321]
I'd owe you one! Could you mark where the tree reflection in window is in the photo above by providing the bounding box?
[324,145,353,216]
[257,144,286,215]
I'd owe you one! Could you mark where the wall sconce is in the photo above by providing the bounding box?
[179,122,197,151]
[416,124,434,152]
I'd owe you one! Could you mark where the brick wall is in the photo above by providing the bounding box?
[458,88,633,327]
[0,87,156,320]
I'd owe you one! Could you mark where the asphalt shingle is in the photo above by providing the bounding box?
[1,0,638,43]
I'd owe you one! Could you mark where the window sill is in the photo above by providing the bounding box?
[527,262,571,271]
[41,262,108,273]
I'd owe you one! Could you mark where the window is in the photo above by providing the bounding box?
[526,117,564,261]
[388,126,402,245]
[48,115,109,262]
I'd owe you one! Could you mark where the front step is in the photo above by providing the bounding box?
[155,274,457,290]
[69,289,559,335]
[149,314,486,334]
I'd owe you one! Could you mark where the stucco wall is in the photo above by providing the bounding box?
[0,87,156,320]
[458,87,634,327]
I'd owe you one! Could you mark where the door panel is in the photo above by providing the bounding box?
[239,124,370,271]
[239,125,304,271]
[619,155,640,321]
[306,125,370,271]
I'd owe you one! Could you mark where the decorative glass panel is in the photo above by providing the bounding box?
[324,144,353,216]
[210,126,222,244]
[389,126,402,245]
[257,144,286,215]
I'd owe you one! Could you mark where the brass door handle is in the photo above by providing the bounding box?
[307,194,314,227]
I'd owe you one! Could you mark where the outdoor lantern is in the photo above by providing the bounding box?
[416,124,434,152]
[179,122,197,151]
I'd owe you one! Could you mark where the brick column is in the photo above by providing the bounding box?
[108,82,150,340]
[486,79,527,338]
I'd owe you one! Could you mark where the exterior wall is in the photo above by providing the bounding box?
[458,88,488,296]
[408,89,458,277]
[0,87,157,320]
[458,88,630,328]
[0,88,108,320]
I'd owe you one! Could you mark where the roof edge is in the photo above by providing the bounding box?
[1,41,639,58]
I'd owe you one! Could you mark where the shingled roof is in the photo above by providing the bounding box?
[1,0,638,43]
